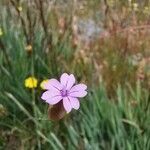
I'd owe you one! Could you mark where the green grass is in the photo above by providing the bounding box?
[0,0,150,149]
[0,81,150,149]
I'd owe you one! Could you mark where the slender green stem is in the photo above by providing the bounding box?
[31,51,41,149]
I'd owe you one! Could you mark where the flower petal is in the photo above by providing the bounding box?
[66,74,75,90]
[63,97,72,113]
[68,96,80,110]
[46,96,62,105]
[70,84,87,93]
[41,91,61,101]
[69,90,87,98]
[60,73,69,87]
[43,79,63,91]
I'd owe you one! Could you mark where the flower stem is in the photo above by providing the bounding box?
[31,51,41,149]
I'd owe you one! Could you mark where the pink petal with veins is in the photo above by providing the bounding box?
[68,96,80,110]
[69,90,87,98]
[43,79,63,91]
[70,84,87,92]
[60,73,69,87]
[63,97,72,113]
[66,74,75,90]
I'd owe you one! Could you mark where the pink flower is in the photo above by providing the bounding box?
[41,73,87,113]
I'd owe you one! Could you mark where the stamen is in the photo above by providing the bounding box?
[61,88,68,97]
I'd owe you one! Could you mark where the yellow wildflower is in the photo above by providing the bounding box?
[18,6,23,12]
[25,77,38,89]
[0,28,3,36]
[25,45,32,50]
[40,79,49,89]
[133,3,138,11]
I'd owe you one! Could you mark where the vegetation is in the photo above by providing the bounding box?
[0,0,150,149]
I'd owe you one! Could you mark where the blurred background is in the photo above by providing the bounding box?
[0,0,150,149]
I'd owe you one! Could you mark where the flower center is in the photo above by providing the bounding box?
[61,88,68,97]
